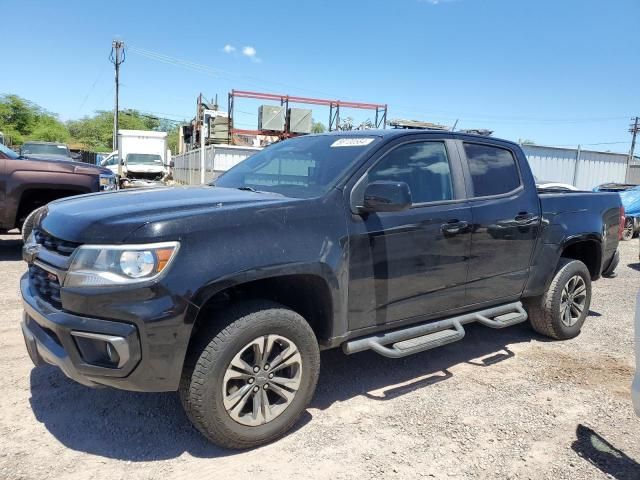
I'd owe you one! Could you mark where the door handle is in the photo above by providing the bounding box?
[441,220,469,235]
[514,212,538,225]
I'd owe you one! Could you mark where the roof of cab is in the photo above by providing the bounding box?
[316,128,519,147]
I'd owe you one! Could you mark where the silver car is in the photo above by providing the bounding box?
[634,290,640,416]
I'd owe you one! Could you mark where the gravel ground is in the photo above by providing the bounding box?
[1,232,639,480]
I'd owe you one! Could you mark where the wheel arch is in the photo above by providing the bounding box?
[559,235,602,280]
[189,264,340,346]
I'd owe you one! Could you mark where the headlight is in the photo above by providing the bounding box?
[64,242,179,287]
[99,173,117,191]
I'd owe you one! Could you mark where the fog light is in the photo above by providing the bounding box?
[105,342,120,365]
[71,331,130,368]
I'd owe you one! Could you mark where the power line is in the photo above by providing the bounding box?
[76,64,108,116]
[129,45,632,128]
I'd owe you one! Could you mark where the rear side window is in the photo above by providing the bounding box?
[368,141,453,204]
[464,143,520,197]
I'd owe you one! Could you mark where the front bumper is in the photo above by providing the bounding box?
[20,272,195,392]
[21,274,141,387]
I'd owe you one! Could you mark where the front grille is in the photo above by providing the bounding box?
[29,264,62,308]
[127,171,163,181]
[34,229,80,256]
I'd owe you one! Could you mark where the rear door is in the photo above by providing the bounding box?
[347,136,472,330]
[458,141,541,304]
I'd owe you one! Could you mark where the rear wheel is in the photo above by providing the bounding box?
[180,300,320,449]
[622,218,635,241]
[525,258,591,340]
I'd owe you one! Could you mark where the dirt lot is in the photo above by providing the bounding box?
[1,232,639,480]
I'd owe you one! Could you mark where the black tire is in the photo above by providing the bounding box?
[622,218,634,241]
[524,258,592,340]
[179,300,320,449]
[21,206,43,242]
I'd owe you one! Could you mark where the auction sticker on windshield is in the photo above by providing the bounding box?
[331,138,375,147]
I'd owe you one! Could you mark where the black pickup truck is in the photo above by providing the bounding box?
[20,130,622,449]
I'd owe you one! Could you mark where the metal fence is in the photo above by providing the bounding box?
[173,144,261,185]
[521,145,629,190]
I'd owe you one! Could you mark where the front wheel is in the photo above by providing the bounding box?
[525,258,592,340]
[180,301,320,449]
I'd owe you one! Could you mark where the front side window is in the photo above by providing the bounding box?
[367,141,453,204]
[464,143,520,197]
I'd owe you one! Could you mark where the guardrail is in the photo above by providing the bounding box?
[173,144,262,185]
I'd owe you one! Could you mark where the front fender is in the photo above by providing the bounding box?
[191,261,340,317]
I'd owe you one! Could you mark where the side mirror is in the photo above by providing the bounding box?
[120,159,125,165]
[361,181,412,213]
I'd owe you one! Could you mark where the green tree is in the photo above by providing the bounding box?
[0,94,69,145]
[29,115,70,143]
[166,127,179,153]
[311,121,326,133]
[68,109,161,151]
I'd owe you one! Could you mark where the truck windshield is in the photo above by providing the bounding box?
[21,143,70,157]
[215,135,380,198]
[0,143,19,159]
[126,153,163,164]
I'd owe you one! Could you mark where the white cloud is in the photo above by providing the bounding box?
[242,46,257,58]
[223,44,236,54]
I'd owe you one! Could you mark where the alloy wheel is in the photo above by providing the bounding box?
[623,219,634,241]
[559,275,587,327]
[222,334,302,426]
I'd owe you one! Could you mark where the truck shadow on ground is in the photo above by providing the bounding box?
[28,320,548,461]
[572,424,640,480]
[0,234,22,261]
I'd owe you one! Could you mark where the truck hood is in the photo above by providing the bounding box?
[40,186,292,244]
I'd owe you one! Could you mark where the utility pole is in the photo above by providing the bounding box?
[110,40,125,178]
[629,116,640,164]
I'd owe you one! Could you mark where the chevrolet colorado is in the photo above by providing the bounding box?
[20,130,622,449]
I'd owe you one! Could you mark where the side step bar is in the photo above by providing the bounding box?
[342,302,528,359]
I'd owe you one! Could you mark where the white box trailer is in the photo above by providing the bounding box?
[118,130,168,183]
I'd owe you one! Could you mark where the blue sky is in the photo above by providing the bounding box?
[2,0,638,152]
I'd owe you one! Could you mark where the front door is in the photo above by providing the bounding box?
[347,138,472,330]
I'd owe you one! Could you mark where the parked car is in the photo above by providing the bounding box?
[594,183,640,240]
[20,141,73,162]
[0,142,116,240]
[20,130,622,448]
[99,151,119,175]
